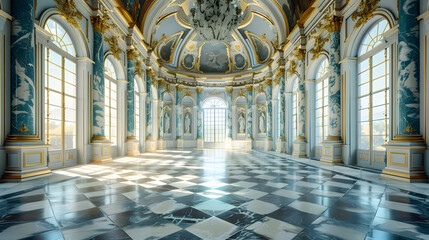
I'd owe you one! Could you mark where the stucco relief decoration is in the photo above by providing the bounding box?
[309,36,329,60]
[351,0,380,29]
[54,0,83,29]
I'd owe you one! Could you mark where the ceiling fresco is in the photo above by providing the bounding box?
[276,0,314,31]
[116,0,315,76]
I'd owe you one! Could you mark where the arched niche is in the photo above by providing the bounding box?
[183,96,194,136]
[255,93,267,136]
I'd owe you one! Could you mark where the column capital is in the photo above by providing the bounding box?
[245,84,253,92]
[196,87,204,94]
[225,86,233,94]
[176,84,184,91]
[91,15,110,34]
[127,48,139,60]
[322,15,343,33]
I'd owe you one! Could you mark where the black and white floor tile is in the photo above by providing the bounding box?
[0,149,429,239]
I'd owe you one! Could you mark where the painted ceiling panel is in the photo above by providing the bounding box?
[276,0,314,31]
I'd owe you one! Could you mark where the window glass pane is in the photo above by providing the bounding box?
[44,19,76,56]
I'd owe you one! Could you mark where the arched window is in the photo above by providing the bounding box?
[315,59,329,147]
[203,97,226,144]
[44,19,77,158]
[292,80,298,142]
[357,19,390,169]
[135,79,140,140]
[104,58,118,145]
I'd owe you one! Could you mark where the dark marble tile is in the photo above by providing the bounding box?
[20,229,63,240]
[217,185,244,193]
[175,194,211,206]
[99,200,144,216]
[56,207,105,228]
[89,194,130,207]
[0,207,54,222]
[93,228,132,240]
[217,207,264,228]
[250,184,280,193]
[159,230,202,240]
[163,207,210,228]
[217,194,252,206]
[298,194,339,207]
[257,194,295,207]
[228,230,266,239]
[183,185,212,193]
[293,228,340,240]
[107,208,158,227]
[376,207,429,225]
[322,207,374,226]
[365,229,415,240]
[317,185,350,193]
[7,194,47,204]
[268,207,319,228]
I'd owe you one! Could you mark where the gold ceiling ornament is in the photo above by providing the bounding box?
[54,0,83,29]
[183,88,192,98]
[238,88,246,98]
[233,44,241,52]
[245,84,253,92]
[106,36,122,61]
[351,0,380,29]
[264,78,272,86]
[134,61,144,78]
[309,36,329,60]
[127,48,140,61]
[295,48,306,61]
[225,86,234,94]
[187,44,197,52]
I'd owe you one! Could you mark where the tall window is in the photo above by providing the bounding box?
[135,79,140,140]
[358,19,390,152]
[203,98,226,143]
[44,19,77,151]
[315,59,329,146]
[292,80,298,141]
[105,59,118,145]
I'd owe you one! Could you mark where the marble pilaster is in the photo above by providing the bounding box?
[196,87,204,148]
[382,0,427,182]
[277,73,287,153]
[3,0,51,180]
[265,79,273,151]
[176,85,184,149]
[226,87,233,141]
[293,50,307,157]
[125,57,139,156]
[321,17,344,164]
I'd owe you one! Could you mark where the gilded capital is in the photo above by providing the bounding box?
[273,77,280,86]
[225,86,233,94]
[106,37,121,61]
[176,85,183,92]
[196,87,204,94]
[245,84,253,92]
[296,49,306,61]
[265,78,272,85]
[147,69,154,78]
[54,0,83,29]
[127,48,139,61]
[322,15,343,33]
[91,15,110,34]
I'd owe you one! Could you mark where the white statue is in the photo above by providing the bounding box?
[185,113,191,133]
[238,113,245,133]
[164,112,170,133]
[259,112,265,133]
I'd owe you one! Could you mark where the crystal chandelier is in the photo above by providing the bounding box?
[190,0,243,42]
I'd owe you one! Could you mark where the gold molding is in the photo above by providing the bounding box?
[24,152,44,168]
[388,152,408,168]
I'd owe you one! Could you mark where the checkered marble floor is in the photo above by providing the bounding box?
[1,149,429,240]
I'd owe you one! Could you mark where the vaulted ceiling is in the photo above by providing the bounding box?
[118,0,315,76]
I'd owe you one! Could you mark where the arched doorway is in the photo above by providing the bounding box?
[203,97,227,148]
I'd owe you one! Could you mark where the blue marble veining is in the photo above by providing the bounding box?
[197,90,203,139]
[246,89,253,139]
[279,76,286,139]
[158,84,165,139]
[126,60,135,138]
[226,91,233,139]
[10,0,36,135]
[296,59,306,138]
[146,76,152,139]
[176,88,183,139]
[92,31,105,137]
[266,82,273,139]
[328,31,341,138]
[397,0,421,135]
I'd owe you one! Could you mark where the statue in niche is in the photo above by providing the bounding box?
[184,112,192,134]
[164,111,170,133]
[238,113,245,133]
[259,111,266,133]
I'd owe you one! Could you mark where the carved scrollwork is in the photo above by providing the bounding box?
[106,37,122,61]
[54,0,83,29]
[351,0,380,29]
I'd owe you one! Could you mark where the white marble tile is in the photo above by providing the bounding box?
[272,189,302,199]
[186,217,238,240]
[242,200,279,215]
[234,189,267,199]
[246,217,303,240]
[288,201,328,215]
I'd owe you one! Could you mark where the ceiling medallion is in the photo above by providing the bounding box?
[190,0,243,42]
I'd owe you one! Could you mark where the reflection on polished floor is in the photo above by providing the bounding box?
[1,150,429,239]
